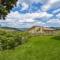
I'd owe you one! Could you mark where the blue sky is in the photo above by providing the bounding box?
[0,0,60,28]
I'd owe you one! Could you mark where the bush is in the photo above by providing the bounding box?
[0,30,28,50]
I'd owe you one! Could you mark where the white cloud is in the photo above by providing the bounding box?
[6,11,53,23]
[0,10,53,28]
[47,19,60,24]
[18,0,47,4]
[19,19,34,22]
[16,0,20,6]
[45,18,60,27]
[6,11,35,23]
[42,0,60,11]
[6,11,20,19]
[34,21,47,27]
[21,2,29,10]
[56,13,60,18]
[52,9,60,14]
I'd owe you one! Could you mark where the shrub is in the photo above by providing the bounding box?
[0,30,28,50]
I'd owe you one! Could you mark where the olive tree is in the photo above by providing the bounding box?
[0,0,17,19]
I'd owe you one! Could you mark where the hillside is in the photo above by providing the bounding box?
[0,27,22,31]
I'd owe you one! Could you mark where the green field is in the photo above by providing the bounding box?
[0,35,60,60]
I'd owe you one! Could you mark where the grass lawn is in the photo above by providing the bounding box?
[0,36,60,60]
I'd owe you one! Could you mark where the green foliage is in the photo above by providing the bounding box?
[0,30,28,50]
[0,0,17,19]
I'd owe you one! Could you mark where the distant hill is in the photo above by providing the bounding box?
[0,26,59,32]
[0,27,29,32]
[50,27,60,30]
[0,27,22,31]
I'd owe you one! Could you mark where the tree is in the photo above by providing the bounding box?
[0,0,17,19]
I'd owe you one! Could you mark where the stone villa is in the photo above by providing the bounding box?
[28,26,56,35]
